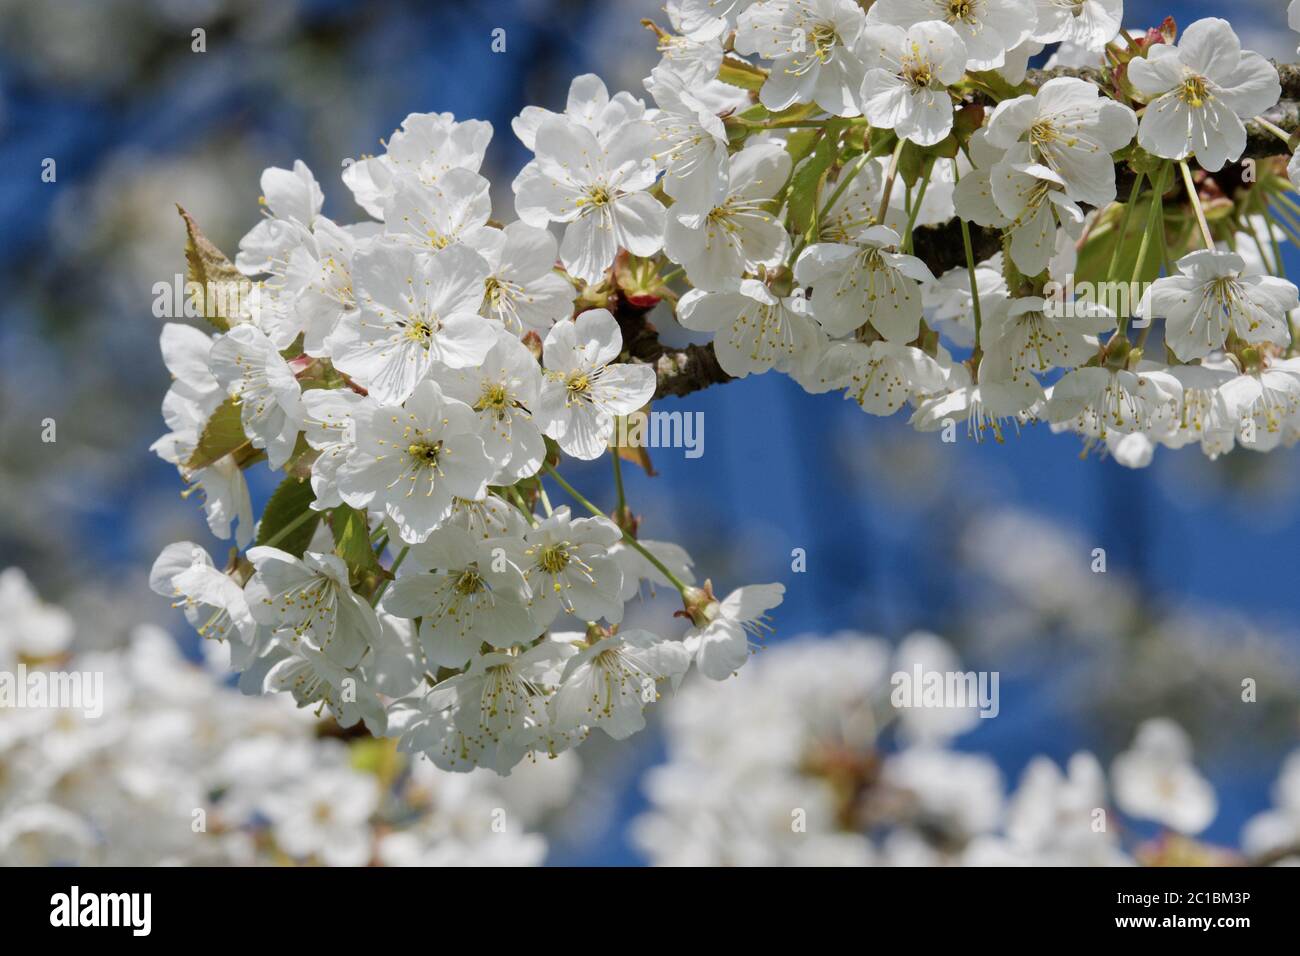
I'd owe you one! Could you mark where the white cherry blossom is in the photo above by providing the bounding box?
[383,526,538,668]
[1032,0,1123,52]
[671,0,758,40]
[985,77,1137,207]
[244,546,381,668]
[149,542,259,666]
[808,339,946,415]
[795,225,935,340]
[663,141,791,290]
[952,128,1012,230]
[1139,249,1298,361]
[415,642,576,772]
[859,20,968,147]
[1111,718,1217,835]
[1210,357,1300,452]
[381,167,493,254]
[536,308,656,460]
[645,65,731,218]
[236,160,323,275]
[300,387,374,510]
[512,115,665,285]
[653,10,728,86]
[208,324,305,470]
[1046,365,1182,438]
[512,74,646,151]
[280,218,375,356]
[984,295,1114,376]
[684,582,785,679]
[343,112,492,221]
[260,637,388,734]
[911,353,1046,440]
[1129,17,1281,172]
[550,629,692,739]
[336,380,496,543]
[436,328,547,484]
[991,143,1086,277]
[464,222,574,334]
[734,0,869,117]
[869,0,1036,72]
[326,243,497,407]
[676,280,822,377]
[518,507,626,626]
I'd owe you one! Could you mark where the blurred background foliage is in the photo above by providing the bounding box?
[1,0,1298,864]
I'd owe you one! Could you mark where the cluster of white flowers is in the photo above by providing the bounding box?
[634,631,1293,867]
[658,2,1300,468]
[153,107,784,773]
[0,569,567,865]
[153,0,1300,775]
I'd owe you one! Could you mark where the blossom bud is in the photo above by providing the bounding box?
[612,503,639,537]
[614,250,667,311]
[1104,335,1131,370]
[678,580,720,628]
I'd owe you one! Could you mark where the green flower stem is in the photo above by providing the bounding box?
[1255,116,1294,147]
[755,119,837,130]
[1247,195,1279,274]
[1104,170,1146,282]
[1138,195,1176,350]
[1124,164,1169,337]
[953,159,984,375]
[901,161,934,254]
[1180,161,1215,249]
[503,487,537,525]
[876,138,906,225]
[260,506,317,550]
[543,463,690,595]
[815,131,889,225]
[611,449,627,517]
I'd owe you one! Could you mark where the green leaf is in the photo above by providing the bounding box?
[256,476,320,557]
[787,132,839,237]
[966,70,1026,102]
[1075,198,1167,289]
[717,56,767,92]
[332,504,382,583]
[930,133,960,160]
[178,205,246,333]
[185,396,250,471]
[783,128,823,168]
[899,141,956,188]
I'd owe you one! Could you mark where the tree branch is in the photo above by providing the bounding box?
[616,306,734,400]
